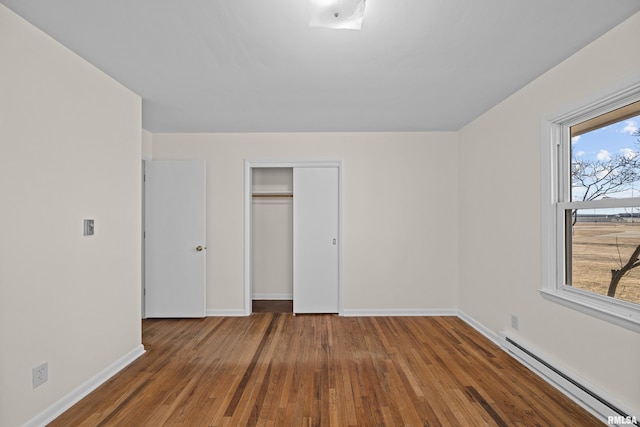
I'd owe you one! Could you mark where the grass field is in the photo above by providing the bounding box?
[572,222,640,305]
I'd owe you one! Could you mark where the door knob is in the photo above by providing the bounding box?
[196,245,204,252]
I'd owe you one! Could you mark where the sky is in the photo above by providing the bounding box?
[571,114,640,206]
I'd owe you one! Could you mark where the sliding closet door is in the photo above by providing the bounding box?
[293,167,339,313]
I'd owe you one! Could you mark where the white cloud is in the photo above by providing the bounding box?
[571,135,581,144]
[574,150,585,157]
[620,147,637,159]
[595,169,610,179]
[597,149,611,161]
[621,120,638,135]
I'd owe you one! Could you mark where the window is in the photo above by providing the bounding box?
[541,83,640,332]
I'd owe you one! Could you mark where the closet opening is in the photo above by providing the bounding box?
[251,167,293,313]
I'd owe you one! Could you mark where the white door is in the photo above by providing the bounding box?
[145,160,206,317]
[293,167,339,313]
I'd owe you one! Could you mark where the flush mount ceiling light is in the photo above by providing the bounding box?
[309,0,366,30]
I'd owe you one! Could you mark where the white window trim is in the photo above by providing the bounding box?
[540,80,640,333]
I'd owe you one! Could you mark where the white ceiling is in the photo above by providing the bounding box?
[3,0,640,133]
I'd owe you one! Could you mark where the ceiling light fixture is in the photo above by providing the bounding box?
[309,0,366,30]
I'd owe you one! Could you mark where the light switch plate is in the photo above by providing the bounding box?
[83,219,94,236]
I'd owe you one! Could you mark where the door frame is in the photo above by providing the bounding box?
[244,159,343,316]
[142,160,146,318]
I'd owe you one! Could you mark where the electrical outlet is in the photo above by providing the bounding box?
[511,314,519,330]
[32,362,48,388]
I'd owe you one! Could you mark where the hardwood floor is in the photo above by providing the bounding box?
[252,300,293,313]
[49,315,602,426]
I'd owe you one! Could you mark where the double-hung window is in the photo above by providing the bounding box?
[542,82,640,332]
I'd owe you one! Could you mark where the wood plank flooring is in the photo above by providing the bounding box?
[48,315,602,426]
[252,300,293,313]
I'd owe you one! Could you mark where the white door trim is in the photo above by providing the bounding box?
[244,159,343,316]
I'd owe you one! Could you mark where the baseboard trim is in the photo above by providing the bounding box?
[497,330,638,425]
[456,310,502,347]
[252,293,293,300]
[341,308,458,317]
[23,344,145,427]
[456,310,638,425]
[206,308,246,317]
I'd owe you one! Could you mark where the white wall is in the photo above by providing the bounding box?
[142,128,153,160]
[252,197,293,298]
[152,132,459,314]
[0,5,142,426]
[458,12,640,413]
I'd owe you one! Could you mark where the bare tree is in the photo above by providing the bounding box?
[571,155,640,204]
[609,243,640,297]
[572,129,640,298]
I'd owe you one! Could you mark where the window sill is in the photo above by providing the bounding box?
[540,288,640,333]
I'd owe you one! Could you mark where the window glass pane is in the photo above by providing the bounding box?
[570,113,640,202]
[568,208,640,305]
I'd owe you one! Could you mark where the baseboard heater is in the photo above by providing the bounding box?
[499,332,637,426]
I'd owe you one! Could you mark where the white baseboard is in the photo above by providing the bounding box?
[206,308,246,317]
[456,310,502,347]
[23,344,145,427]
[455,310,638,425]
[252,293,293,300]
[497,330,638,425]
[341,308,458,317]
[457,311,638,424]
